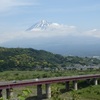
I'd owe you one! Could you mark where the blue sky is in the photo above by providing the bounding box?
[0,0,100,44]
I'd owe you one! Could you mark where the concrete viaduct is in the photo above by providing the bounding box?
[0,74,100,99]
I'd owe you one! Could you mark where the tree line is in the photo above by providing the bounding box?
[0,47,100,71]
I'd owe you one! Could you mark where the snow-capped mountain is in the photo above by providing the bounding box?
[26,20,50,31]
[26,20,60,31]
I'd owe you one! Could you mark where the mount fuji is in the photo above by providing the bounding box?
[26,20,60,31]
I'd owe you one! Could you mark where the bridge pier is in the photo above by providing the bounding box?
[94,78,98,85]
[6,88,13,99]
[65,81,70,91]
[37,84,42,99]
[73,80,78,90]
[45,84,51,99]
[0,89,2,98]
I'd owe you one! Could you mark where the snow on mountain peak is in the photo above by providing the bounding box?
[26,20,50,31]
[26,20,62,31]
[41,20,47,24]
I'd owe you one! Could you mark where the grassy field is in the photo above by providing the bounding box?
[0,69,100,81]
[58,85,100,100]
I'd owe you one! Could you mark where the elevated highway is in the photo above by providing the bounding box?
[0,74,100,99]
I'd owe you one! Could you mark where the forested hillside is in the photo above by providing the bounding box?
[0,47,100,71]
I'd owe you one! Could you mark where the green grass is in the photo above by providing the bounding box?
[79,85,100,100]
[0,70,100,81]
[50,84,100,100]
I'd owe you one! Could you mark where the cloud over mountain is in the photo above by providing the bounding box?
[25,20,77,37]
[0,20,100,45]
[84,29,100,38]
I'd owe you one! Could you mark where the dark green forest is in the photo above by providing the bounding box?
[0,47,100,71]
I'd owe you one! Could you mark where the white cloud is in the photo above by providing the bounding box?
[49,23,76,32]
[0,32,20,43]
[29,23,77,37]
[0,24,77,43]
[0,23,100,44]
[0,0,38,12]
[27,24,77,37]
[84,29,100,38]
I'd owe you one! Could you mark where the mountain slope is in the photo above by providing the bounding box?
[0,47,100,71]
[0,47,64,71]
